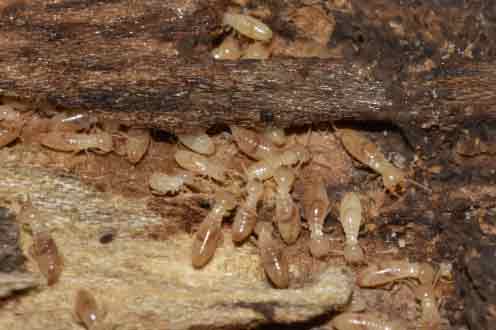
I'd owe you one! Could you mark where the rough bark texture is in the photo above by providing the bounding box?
[1,1,496,330]
[0,1,496,132]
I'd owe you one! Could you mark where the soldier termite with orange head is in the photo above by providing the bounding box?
[40,131,113,154]
[222,13,273,41]
[339,192,365,264]
[302,177,330,258]
[255,222,289,288]
[332,125,431,194]
[331,312,407,330]
[192,191,237,268]
[232,179,264,243]
[74,289,108,330]
[246,145,311,181]
[273,166,301,244]
[357,260,436,288]
[175,150,227,182]
[178,132,215,156]
[230,126,276,160]
[30,231,64,286]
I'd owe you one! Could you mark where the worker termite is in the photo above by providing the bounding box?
[339,192,365,264]
[404,264,450,330]
[232,179,264,243]
[30,231,64,286]
[331,312,407,330]
[177,132,215,156]
[230,126,275,160]
[333,126,431,194]
[175,150,227,182]
[357,260,436,288]
[273,166,301,244]
[302,177,330,258]
[212,34,242,60]
[74,289,108,330]
[222,12,273,41]
[40,131,113,154]
[255,222,290,288]
[149,171,213,195]
[122,128,150,164]
[192,191,237,268]
[246,145,311,181]
[410,283,442,330]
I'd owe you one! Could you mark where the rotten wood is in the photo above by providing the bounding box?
[0,1,495,132]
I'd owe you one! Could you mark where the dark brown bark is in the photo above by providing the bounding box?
[0,207,25,273]
[1,1,496,133]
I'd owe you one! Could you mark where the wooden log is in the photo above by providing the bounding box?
[1,1,496,133]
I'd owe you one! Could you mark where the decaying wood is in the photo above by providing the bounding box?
[0,162,353,330]
[0,1,496,133]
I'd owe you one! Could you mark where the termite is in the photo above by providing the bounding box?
[232,179,264,243]
[177,132,215,156]
[30,231,63,286]
[40,131,113,154]
[222,12,273,41]
[263,127,286,146]
[74,289,107,330]
[331,312,407,330]
[175,149,227,182]
[404,264,449,330]
[123,128,150,164]
[246,145,311,181]
[302,177,330,258]
[273,166,301,244]
[411,283,442,330]
[255,222,289,288]
[333,126,430,194]
[192,191,237,268]
[0,121,23,148]
[149,171,212,195]
[211,34,242,60]
[339,192,365,264]
[357,260,436,288]
[230,126,275,160]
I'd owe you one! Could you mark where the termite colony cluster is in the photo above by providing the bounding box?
[2,91,450,330]
[211,1,339,60]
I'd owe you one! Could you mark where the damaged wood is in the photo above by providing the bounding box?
[0,1,495,132]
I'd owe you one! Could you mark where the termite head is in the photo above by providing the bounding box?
[264,127,286,146]
[344,243,365,264]
[292,144,311,164]
[418,263,436,285]
[96,134,114,153]
[215,191,237,211]
[246,179,264,198]
[382,165,407,192]
[273,166,295,190]
[308,236,330,258]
